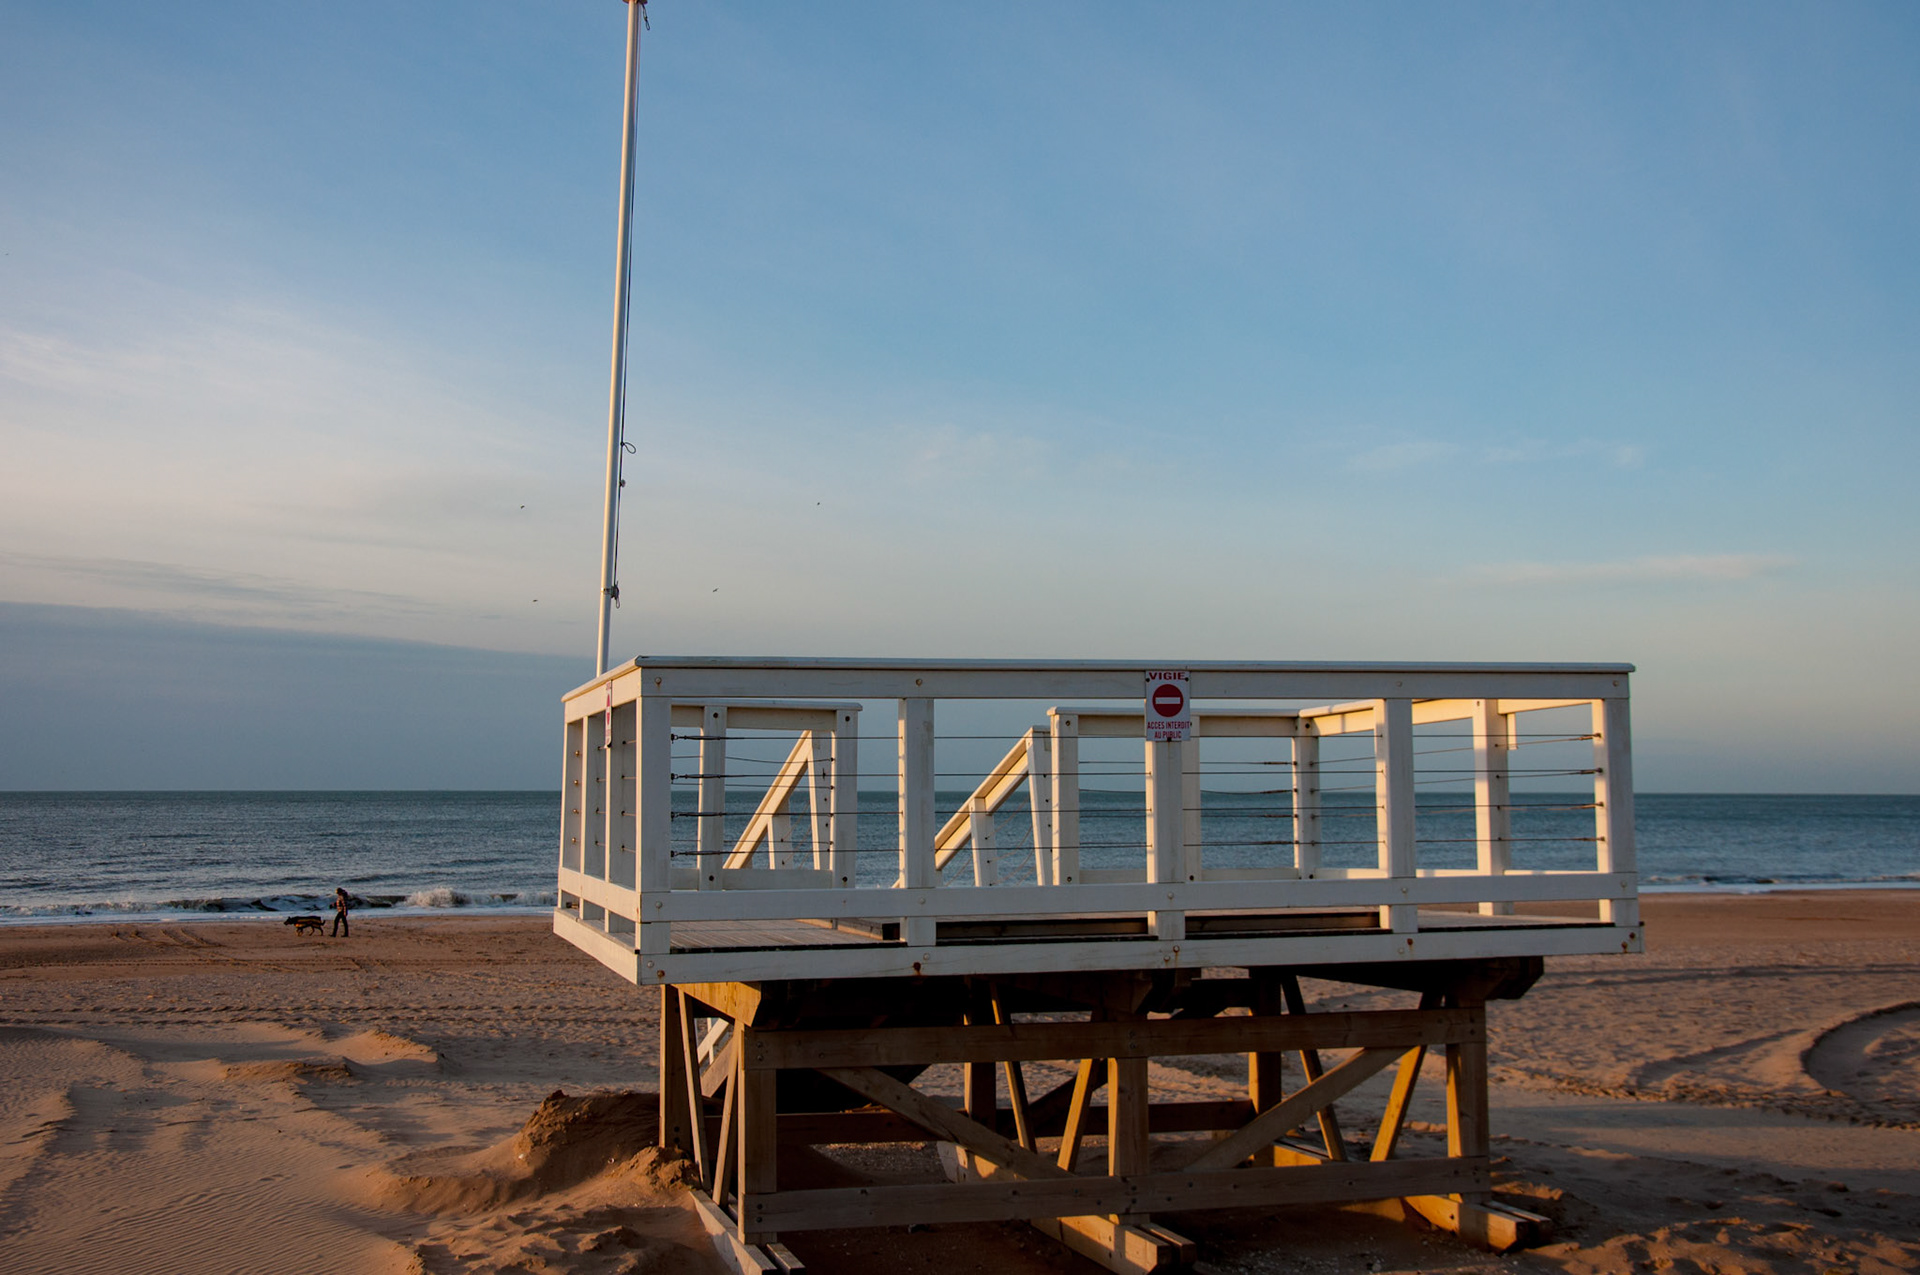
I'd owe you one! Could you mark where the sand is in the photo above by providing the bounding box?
[0,893,1915,1274]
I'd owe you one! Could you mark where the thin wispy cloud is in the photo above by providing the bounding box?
[1469,553,1796,587]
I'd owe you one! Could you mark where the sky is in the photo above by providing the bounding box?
[2,1,1917,791]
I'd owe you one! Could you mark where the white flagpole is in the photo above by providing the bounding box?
[596,0,645,675]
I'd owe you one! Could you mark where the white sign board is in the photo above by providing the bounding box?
[1143,670,1191,741]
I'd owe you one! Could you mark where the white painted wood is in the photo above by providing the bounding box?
[1472,698,1513,917]
[829,709,858,887]
[806,729,831,869]
[970,793,998,887]
[636,918,1642,985]
[638,694,674,897]
[1144,739,1185,942]
[899,698,936,946]
[1026,729,1053,885]
[1050,711,1080,886]
[1375,699,1416,933]
[932,732,1036,871]
[1181,732,1203,883]
[1292,730,1321,877]
[1594,695,1640,928]
[561,717,585,873]
[609,700,637,889]
[584,708,607,880]
[648,869,1632,924]
[698,706,728,889]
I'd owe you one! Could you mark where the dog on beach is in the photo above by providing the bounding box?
[284,915,326,935]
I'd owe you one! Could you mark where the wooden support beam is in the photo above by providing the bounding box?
[942,1147,1191,1275]
[678,990,711,1184]
[743,1006,1478,1070]
[1370,1046,1427,1163]
[738,1028,778,1245]
[659,984,693,1156]
[1373,992,1441,1162]
[1107,1053,1150,1178]
[816,1065,1071,1184]
[1281,973,1349,1160]
[690,1188,782,1275]
[701,1029,736,1100]
[746,1156,1487,1231]
[1058,1058,1098,1172]
[711,1059,737,1201]
[992,992,1036,1151]
[1184,1046,1401,1173]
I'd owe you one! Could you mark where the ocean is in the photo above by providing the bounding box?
[1,790,1915,922]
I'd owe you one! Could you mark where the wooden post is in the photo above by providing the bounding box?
[1248,973,1285,1126]
[1180,732,1203,883]
[561,717,585,873]
[806,728,831,869]
[636,692,674,962]
[898,698,936,946]
[970,793,998,886]
[1375,698,1416,933]
[1594,696,1639,928]
[1446,997,1490,1205]
[585,709,607,880]
[1472,699,1512,917]
[829,708,858,887]
[659,983,692,1155]
[1292,728,1320,876]
[697,705,727,889]
[963,991,998,1130]
[609,700,637,889]
[1058,1056,1098,1171]
[1144,740,1185,942]
[1281,973,1347,1161]
[737,1026,778,1244]
[1050,711,1080,886]
[1027,729,1054,885]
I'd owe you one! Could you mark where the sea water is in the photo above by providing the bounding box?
[0,790,1915,922]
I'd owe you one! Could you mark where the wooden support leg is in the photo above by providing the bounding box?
[1400,995,1547,1251]
[1058,1057,1098,1171]
[677,992,714,1183]
[992,991,1035,1151]
[964,989,998,1131]
[1372,991,1441,1162]
[1281,973,1348,1160]
[737,1028,778,1246]
[660,983,693,1155]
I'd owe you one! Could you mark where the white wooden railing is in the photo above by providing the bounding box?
[554,659,1639,984]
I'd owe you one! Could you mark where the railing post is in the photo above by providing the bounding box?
[1375,698,1416,933]
[829,708,859,887]
[1026,728,1054,885]
[585,708,608,882]
[1472,698,1512,916]
[970,792,998,886]
[1181,728,1203,883]
[898,698,936,946]
[1049,711,1080,887]
[807,729,831,869]
[1145,739,1186,941]
[561,716,585,874]
[1292,726,1320,877]
[636,688,673,965]
[696,706,727,889]
[609,700,637,890]
[1593,694,1639,928]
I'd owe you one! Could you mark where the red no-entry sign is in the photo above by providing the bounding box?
[1144,670,1192,741]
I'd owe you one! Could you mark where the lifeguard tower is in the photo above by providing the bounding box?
[558,10,1639,1269]
[551,656,1639,1273]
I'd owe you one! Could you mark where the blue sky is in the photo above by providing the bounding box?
[2,2,1916,789]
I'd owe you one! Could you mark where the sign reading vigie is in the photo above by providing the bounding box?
[1143,670,1192,741]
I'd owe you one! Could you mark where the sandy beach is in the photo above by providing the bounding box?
[2,893,1915,1275]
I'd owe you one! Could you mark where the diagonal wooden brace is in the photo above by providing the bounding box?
[1185,1046,1402,1172]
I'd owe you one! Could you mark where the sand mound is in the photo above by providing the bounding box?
[1804,1003,1920,1126]
[376,1089,667,1214]
[223,1058,356,1084]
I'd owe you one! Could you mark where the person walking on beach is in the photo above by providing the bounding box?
[331,887,351,938]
